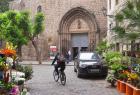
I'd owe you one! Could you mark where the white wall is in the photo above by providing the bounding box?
[107,0,127,44]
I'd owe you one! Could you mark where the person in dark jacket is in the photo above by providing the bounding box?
[52,52,66,74]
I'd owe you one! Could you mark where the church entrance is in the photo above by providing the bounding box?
[71,33,88,59]
[58,7,98,57]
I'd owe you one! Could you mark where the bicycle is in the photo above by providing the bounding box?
[53,66,66,85]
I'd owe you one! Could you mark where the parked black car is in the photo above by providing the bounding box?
[74,52,108,78]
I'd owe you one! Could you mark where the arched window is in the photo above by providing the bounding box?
[37,5,42,12]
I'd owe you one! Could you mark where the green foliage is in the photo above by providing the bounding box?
[134,64,140,75]
[118,73,128,81]
[110,63,127,72]
[0,0,13,13]
[15,64,33,80]
[17,80,24,85]
[4,82,14,91]
[15,64,24,72]
[113,0,140,41]
[24,65,33,80]
[115,13,124,22]
[0,11,30,49]
[33,12,44,37]
[110,63,122,71]
[105,70,116,86]
[0,10,44,63]
[126,32,140,41]
[0,80,14,91]
[17,11,31,38]
[121,56,131,65]
[96,40,109,55]
[0,57,5,62]
[112,26,125,38]
[104,51,122,66]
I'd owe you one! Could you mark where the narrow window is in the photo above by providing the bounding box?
[116,43,120,51]
[37,5,42,12]
[109,0,111,9]
[116,0,119,5]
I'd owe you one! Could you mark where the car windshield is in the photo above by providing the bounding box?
[79,53,100,60]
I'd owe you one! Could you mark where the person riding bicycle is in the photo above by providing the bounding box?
[51,52,66,74]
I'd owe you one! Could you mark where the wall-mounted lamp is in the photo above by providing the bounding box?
[102,7,114,18]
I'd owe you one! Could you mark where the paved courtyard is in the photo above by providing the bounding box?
[23,61,122,95]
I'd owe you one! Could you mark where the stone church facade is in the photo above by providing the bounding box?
[10,0,107,60]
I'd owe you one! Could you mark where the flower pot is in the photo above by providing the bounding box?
[120,81,126,93]
[133,88,140,95]
[117,80,120,91]
[126,83,133,95]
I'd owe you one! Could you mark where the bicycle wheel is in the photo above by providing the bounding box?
[53,70,59,82]
[60,72,66,85]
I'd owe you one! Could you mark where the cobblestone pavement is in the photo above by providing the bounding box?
[25,62,122,95]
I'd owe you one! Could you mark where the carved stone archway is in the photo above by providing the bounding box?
[58,7,99,55]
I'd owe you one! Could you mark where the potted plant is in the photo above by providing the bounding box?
[105,70,116,87]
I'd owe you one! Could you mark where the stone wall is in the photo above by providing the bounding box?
[10,0,107,60]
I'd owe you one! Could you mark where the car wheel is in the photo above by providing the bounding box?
[77,69,81,78]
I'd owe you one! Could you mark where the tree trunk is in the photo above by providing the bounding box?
[17,45,22,61]
[31,39,42,64]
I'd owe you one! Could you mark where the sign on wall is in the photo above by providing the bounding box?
[49,46,57,60]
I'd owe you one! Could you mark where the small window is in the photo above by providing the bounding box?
[116,0,119,5]
[37,5,42,12]
[116,43,120,51]
[109,0,111,9]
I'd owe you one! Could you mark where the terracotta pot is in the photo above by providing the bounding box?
[133,88,140,95]
[126,83,133,95]
[117,80,120,91]
[120,81,126,93]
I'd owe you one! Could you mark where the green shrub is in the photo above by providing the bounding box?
[17,80,24,85]
[24,65,33,80]
[118,73,128,81]
[105,70,116,87]
[104,51,122,66]
[15,64,24,72]
[15,64,33,80]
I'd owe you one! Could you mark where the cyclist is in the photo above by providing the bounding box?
[51,52,66,74]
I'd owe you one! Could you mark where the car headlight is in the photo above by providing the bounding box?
[79,62,87,68]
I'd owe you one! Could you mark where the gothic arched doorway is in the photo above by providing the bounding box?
[58,7,99,59]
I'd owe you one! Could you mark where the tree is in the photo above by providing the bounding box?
[29,13,44,64]
[6,11,30,58]
[17,12,45,64]
[0,0,13,13]
[0,10,44,64]
[113,0,140,54]
[1,11,29,60]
